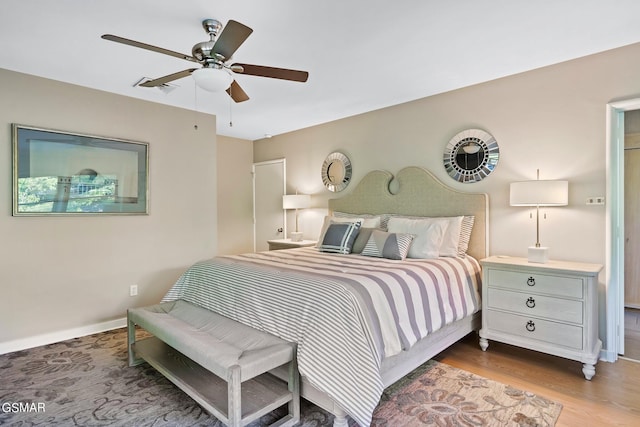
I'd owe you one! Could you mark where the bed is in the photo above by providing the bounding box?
[162,166,488,427]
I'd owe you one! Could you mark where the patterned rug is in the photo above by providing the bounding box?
[0,328,562,426]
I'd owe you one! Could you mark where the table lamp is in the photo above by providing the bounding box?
[510,171,568,263]
[283,194,311,242]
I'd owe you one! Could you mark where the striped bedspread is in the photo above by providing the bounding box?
[162,247,481,426]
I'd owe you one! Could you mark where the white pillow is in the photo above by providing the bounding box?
[387,217,447,259]
[332,212,382,229]
[438,216,464,257]
[387,216,464,258]
[386,215,468,257]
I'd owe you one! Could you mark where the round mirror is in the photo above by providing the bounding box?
[321,152,352,192]
[443,129,499,183]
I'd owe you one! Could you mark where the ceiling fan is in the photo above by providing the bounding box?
[102,18,309,102]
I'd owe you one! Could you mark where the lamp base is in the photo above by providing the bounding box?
[528,246,549,263]
[290,232,303,242]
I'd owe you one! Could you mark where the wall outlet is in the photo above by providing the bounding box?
[586,196,605,205]
[129,285,138,297]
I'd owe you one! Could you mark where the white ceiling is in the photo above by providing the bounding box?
[3,1,640,141]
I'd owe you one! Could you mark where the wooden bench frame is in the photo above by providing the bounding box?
[127,302,300,427]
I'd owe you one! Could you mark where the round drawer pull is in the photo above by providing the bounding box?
[526,320,536,332]
[527,277,536,286]
[526,297,536,308]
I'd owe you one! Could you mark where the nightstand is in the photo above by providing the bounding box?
[267,239,317,251]
[479,256,603,380]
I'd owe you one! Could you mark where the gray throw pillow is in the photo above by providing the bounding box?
[319,222,361,254]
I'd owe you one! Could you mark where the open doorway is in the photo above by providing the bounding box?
[623,110,640,362]
[607,99,640,363]
[607,100,631,361]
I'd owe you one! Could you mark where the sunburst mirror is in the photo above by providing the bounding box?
[321,151,352,192]
[443,129,499,183]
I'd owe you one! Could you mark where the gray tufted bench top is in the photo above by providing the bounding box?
[129,299,294,381]
[127,299,299,427]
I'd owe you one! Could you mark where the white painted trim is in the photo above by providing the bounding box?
[0,317,127,355]
[601,348,619,362]
[606,98,640,362]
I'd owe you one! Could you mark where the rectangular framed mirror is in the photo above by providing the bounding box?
[12,124,149,216]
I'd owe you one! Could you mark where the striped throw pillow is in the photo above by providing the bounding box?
[361,230,414,260]
[458,216,475,257]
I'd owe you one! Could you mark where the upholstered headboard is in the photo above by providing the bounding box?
[328,166,489,260]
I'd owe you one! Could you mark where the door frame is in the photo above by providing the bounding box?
[606,98,640,360]
[252,158,287,252]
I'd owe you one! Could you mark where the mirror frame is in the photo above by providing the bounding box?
[443,128,499,183]
[321,151,352,192]
[12,124,149,216]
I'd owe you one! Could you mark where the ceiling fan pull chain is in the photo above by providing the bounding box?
[193,81,199,130]
[229,87,234,127]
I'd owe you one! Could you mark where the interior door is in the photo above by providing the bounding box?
[253,159,286,252]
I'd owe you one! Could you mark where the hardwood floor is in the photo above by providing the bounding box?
[434,333,640,426]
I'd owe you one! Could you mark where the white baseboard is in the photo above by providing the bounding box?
[0,317,127,355]
[600,347,619,363]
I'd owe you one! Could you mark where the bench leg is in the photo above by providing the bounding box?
[127,312,144,367]
[228,365,242,427]
[288,354,300,424]
[270,349,300,427]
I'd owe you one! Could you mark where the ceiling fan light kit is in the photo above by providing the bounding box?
[102,18,309,102]
[192,67,233,92]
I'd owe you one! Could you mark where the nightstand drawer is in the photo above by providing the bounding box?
[487,288,583,324]
[486,310,583,350]
[487,269,583,299]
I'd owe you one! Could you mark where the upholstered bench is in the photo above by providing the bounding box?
[127,299,300,427]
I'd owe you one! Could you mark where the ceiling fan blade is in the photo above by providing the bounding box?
[231,63,309,82]
[138,69,197,87]
[212,20,253,60]
[226,80,250,102]
[101,34,200,63]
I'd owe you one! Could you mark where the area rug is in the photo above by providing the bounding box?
[0,328,562,426]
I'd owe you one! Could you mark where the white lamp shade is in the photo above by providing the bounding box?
[510,180,568,206]
[283,194,311,209]
[192,68,233,92]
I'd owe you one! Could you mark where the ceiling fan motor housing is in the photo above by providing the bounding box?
[192,41,217,62]
[193,19,227,63]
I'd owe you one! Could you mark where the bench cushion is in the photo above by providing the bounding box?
[128,300,294,381]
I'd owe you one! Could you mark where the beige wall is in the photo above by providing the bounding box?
[254,42,640,350]
[217,135,254,255]
[0,69,218,346]
[5,40,640,351]
[254,42,640,262]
